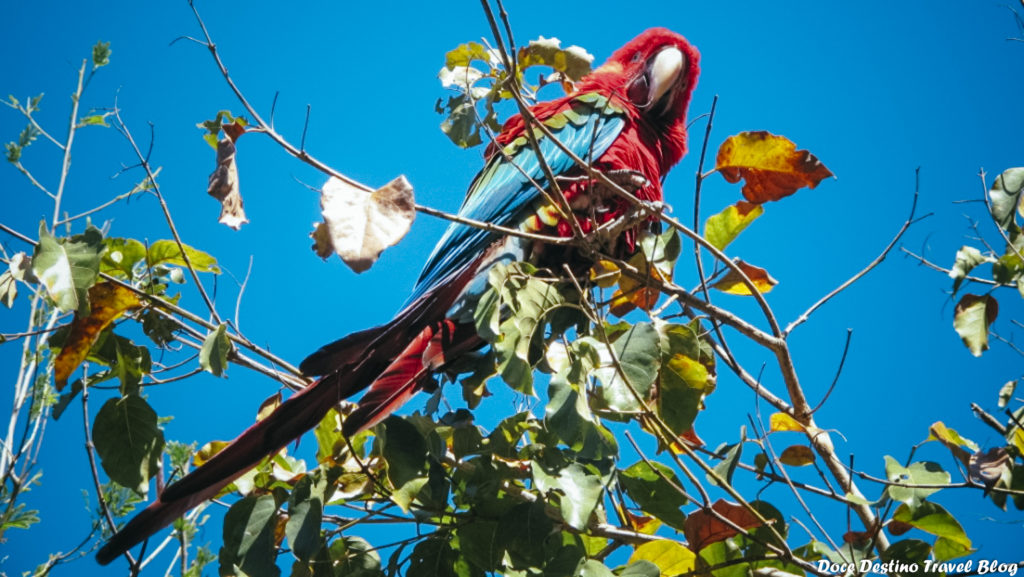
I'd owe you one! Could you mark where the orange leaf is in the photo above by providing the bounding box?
[779,445,815,466]
[712,260,778,295]
[716,131,833,203]
[609,268,663,316]
[53,282,142,390]
[683,499,763,551]
[769,412,805,433]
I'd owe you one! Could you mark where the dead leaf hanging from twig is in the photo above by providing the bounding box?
[207,137,249,230]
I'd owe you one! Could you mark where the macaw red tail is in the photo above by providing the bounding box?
[97,274,482,565]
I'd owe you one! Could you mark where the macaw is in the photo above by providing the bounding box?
[97,27,700,565]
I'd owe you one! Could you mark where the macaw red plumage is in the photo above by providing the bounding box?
[97,28,699,565]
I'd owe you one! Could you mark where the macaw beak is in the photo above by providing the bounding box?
[627,46,686,113]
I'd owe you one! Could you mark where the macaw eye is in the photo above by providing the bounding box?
[631,52,643,63]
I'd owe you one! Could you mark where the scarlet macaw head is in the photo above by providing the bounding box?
[580,28,701,169]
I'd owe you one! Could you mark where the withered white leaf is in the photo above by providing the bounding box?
[207,137,248,230]
[314,175,415,273]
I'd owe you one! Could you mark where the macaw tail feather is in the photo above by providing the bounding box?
[97,268,481,565]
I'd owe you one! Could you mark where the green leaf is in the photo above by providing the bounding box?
[704,201,764,251]
[381,417,429,512]
[709,438,743,488]
[619,460,688,530]
[439,94,483,149]
[219,495,281,577]
[199,323,230,377]
[952,294,998,357]
[286,473,328,563]
[92,41,111,68]
[147,240,220,273]
[948,246,991,294]
[532,460,607,531]
[883,457,950,508]
[880,539,931,565]
[92,395,165,495]
[100,238,147,278]
[32,224,103,314]
[78,114,110,127]
[989,167,1024,230]
[17,123,40,148]
[327,536,382,577]
[575,559,615,577]
[407,536,459,577]
[0,503,40,532]
[594,322,660,413]
[545,354,618,460]
[656,320,715,436]
[892,501,972,559]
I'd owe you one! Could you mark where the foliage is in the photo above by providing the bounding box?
[2,7,1022,577]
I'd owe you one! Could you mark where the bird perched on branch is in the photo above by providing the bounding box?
[97,27,700,565]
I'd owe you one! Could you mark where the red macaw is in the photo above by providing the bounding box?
[97,27,700,565]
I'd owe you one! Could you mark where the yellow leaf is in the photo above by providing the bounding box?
[53,282,142,390]
[256,392,282,421]
[629,540,695,575]
[769,412,805,433]
[779,445,815,466]
[712,260,778,295]
[193,440,230,467]
[716,131,834,203]
[589,259,621,288]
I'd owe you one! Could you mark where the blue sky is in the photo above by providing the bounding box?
[2,1,1022,574]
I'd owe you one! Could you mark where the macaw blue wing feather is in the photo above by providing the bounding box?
[410,93,627,301]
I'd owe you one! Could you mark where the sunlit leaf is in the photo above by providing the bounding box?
[769,412,805,433]
[199,323,230,377]
[92,395,165,495]
[779,445,815,466]
[716,131,834,203]
[926,422,977,466]
[628,540,695,576]
[884,456,950,508]
[949,246,992,295]
[989,167,1024,230]
[32,224,103,314]
[594,322,660,413]
[518,36,594,82]
[892,501,972,560]
[147,240,220,273]
[711,259,778,295]
[314,175,415,273]
[998,380,1017,408]
[952,294,998,357]
[589,260,621,288]
[53,283,142,390]
[704,201,764,251]
[532,460,607,531]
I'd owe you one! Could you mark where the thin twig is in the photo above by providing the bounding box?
[786,168,925,336]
